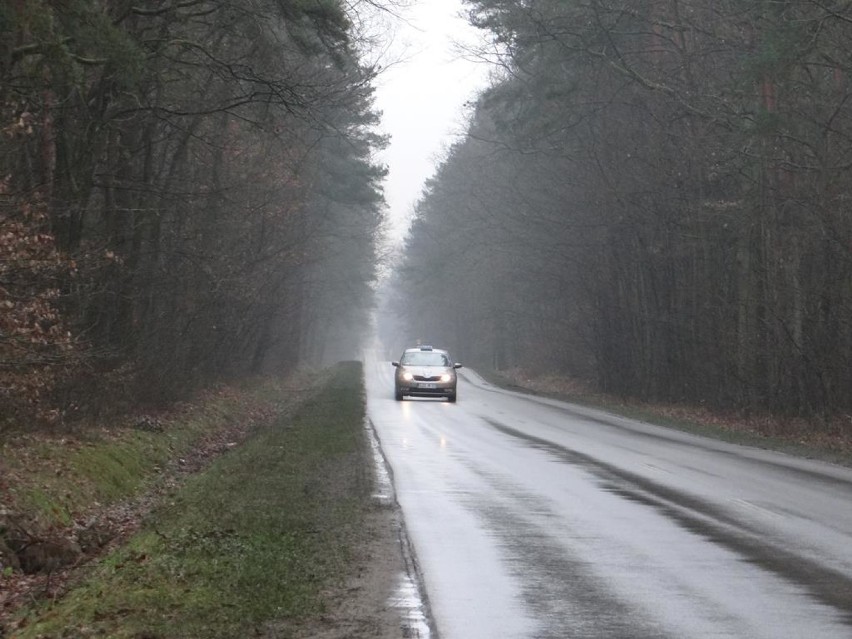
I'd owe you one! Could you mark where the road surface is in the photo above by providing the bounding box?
[365,355,852,639]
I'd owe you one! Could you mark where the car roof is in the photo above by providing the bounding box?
[403,346,449,355]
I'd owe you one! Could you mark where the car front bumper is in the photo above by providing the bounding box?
[397,382,456,398]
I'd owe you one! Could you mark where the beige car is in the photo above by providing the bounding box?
[392,346,462,402]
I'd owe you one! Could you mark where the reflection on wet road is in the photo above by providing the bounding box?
[364,353,852,639]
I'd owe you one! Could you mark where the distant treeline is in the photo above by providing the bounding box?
[1,0,385,426]
[390,1,852,416]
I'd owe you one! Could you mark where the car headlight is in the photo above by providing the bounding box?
[402,372,414,381]
[440,373,452,382]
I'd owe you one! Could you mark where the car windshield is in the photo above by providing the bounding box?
[401,351,450,366]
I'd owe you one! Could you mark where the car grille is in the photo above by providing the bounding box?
[413,375,442,382]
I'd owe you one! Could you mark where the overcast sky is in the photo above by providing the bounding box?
[370,0,491,245]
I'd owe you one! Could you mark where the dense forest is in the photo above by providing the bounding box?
[1,0,386,426]
[386,0,852,417]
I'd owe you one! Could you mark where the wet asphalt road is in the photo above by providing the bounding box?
[364,355,852,639]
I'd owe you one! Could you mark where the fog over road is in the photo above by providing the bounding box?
[364,353,852,639]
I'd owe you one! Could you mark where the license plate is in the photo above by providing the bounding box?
[418,383,437,389]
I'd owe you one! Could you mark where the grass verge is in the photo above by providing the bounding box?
[9,362,372,638]
[2,377,299,535]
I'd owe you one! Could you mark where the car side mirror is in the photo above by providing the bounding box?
[392,361,400,367]
[454,363,462,369]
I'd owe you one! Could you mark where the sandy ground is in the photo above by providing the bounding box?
[269,504,416,639]
[263,421,427,639]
